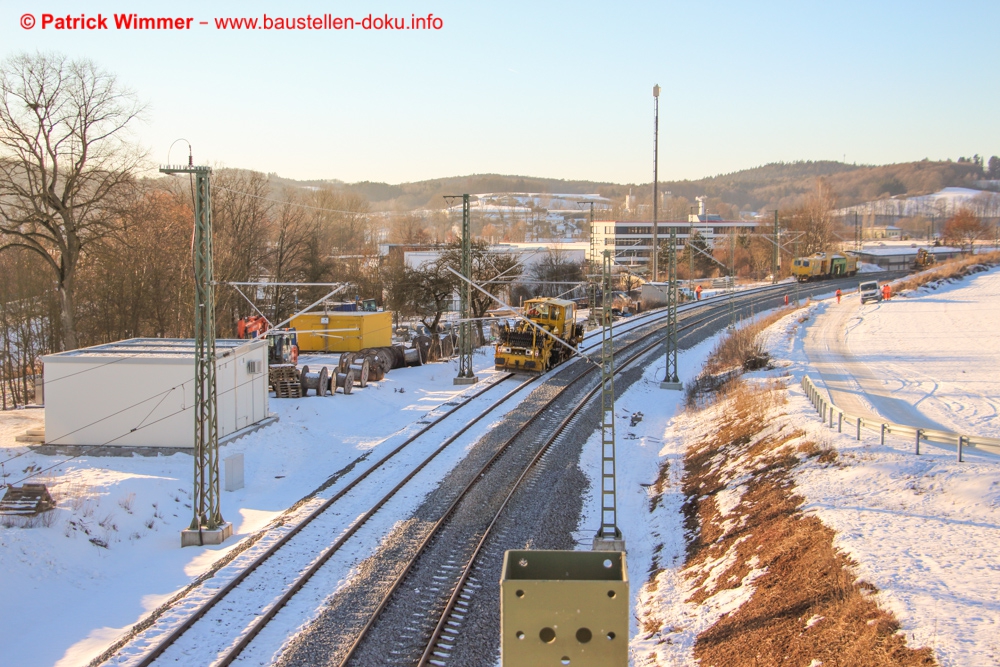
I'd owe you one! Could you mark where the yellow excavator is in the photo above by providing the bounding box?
[912,248,935,270]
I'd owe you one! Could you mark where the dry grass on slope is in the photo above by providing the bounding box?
[891,250,1000,294]
[682,380,935,667]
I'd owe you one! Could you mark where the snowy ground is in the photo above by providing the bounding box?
[573,336,723,665]
[0,309,670,666]
[804,265,1000,439]
[9,271,997,665]
[767,276,1000,667]
[571,266,1000,666]
[0,350,509,667]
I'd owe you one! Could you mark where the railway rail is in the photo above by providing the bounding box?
[97,274,896,667]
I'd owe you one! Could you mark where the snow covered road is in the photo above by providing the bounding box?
[804,267,1000,440]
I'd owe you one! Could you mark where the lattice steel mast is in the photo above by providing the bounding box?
[161,159,231,546]
[452,194,477,385]
[594,250,625,551]
[660,227,681,389]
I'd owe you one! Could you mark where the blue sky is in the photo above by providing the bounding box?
[3,1,997,184]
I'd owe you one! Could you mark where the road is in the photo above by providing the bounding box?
[803,274,1000,437]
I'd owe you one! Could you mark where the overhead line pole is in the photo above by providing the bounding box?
[447,194,478,385]
[161,158,232,548]
[594,249,625,551]
[772,209,780,284]
[581,201,599,329]
[660,225,681,390]
[651,84,660,283]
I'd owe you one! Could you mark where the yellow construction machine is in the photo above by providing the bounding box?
[494,298,584,374]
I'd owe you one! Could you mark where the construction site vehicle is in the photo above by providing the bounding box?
[266,329,298,365]
[912,248,935,269]
[791,252,859,282]
[859,280,882,304]
[494,298,584,375]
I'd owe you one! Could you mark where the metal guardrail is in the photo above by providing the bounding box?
[801,375,1000,461]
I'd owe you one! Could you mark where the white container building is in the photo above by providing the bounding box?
[41,338,270,448]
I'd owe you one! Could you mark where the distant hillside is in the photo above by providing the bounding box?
[269,159,987,213]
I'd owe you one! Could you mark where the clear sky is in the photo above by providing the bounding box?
[3,1,997,185]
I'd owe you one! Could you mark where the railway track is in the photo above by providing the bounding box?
[275,280,868,667]
[98,275,894,667]
[95,292,703,667]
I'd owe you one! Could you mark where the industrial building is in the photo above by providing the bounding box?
[855,245,963,270]
[41,338,270,449]
[590,200,763,270]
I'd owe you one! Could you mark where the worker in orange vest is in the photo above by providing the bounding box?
[882,284,891,301]
[836,288,842,304]
[695,284,703,301]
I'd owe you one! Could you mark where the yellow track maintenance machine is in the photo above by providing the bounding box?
[494,297,584,374]
[791,252,859,282]
[912,247,935,269]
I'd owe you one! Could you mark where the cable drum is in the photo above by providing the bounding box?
[334,369,354,394]
[349,357,370,388]
[413,335,432,364]
[338,352,357,374]
[298,365,330,397]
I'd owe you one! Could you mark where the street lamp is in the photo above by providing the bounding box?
[652,84,660,283]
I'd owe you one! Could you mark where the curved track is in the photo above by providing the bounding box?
[98,274,897,667]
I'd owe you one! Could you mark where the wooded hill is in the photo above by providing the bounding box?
[272,159,987,213]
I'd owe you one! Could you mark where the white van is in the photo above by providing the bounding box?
[859,280,881,304]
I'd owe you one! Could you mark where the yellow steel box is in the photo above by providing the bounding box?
[289,311,392,353]
[501,549,628,667]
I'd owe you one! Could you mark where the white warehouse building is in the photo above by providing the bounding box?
[41,338,271,449]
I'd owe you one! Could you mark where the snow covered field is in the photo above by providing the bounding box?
[805,265,1000,438]
[6,268,998,665]
[767,273,1000,667]
[573,266,1000,665]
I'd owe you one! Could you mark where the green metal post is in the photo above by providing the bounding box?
[772,210,779,284]
[728,232,737,329]
[594,250,625,551]
[660,228,681,389]
[160,161,230,546]
[455,194,477,385]
[587,202,598,328]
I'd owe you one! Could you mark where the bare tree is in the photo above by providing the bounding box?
[0,53,145,350]
[784,178,839,255]
[943,208,987,254]
[441,241,523,343]
[527,248,584,298]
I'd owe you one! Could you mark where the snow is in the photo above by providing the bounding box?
[6,264,1000,665]
[0,351,512,667]
[803,265,1000,439]
[762,269,1000,667]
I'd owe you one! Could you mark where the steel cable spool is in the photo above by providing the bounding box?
[361,353,384,382]
[349,357,370,387]
[334,369,355,394]
[389,345,407,369]
[298,365,331,397]
[413,335,432,364]
[372,349,394,376]
[440,335,454,358]
[338,352,357,374]
[402,347,423,367]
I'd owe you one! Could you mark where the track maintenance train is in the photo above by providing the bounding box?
[790,252,859,282]
[494,297,584,374]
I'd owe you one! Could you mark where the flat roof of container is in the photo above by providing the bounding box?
[857,246,961,257]
[43,338,262,359]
